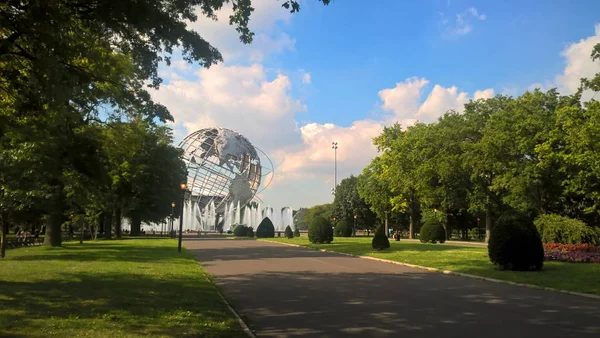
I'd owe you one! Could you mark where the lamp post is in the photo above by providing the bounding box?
[170,202,175,238]
[178,182,187,253]
[353,215,357,237]
[331,142,338,195]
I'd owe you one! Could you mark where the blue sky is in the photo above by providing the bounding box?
[281,0,600,126]
[151,0,600,209]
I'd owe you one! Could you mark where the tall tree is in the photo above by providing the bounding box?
[357,157,394,234]
[0,0,331,247]
[332,176,377,230]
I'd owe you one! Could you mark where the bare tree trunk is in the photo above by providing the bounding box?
[130,213,141,236]
[44,210,64,246]
[113,208,122,238]
[44,192,64,247]
[384,211,389,238]
[485,209,493,243]
[1,211,8,258]
[104,211,113,239]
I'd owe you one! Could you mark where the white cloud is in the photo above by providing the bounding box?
[555,24,600,95]
[302,72,312,84]
[188,1,295,62]
[473,88,495,100]
[378,77,429,119]
[277,120,384,183]
[379,77,493,123]
[151,63,305,152]
[440,7,487,37]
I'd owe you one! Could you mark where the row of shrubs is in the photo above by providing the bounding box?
[302,211,600,270]
[233,218,300,239]
[308,216,390,250]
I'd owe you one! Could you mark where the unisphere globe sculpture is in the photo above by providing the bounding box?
[179,128,272,230]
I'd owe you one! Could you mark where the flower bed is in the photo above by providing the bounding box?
[543,243,600,263]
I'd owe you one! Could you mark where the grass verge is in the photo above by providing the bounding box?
[262,237,600,296]
[0,238,246,338]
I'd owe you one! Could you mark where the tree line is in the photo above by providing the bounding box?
[298,44,600,243]
[357,43,600,242]
[0,0,330,257]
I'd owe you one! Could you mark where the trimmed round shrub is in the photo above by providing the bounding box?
[534,214,598,245]
[334,218,353,237]
[419,219,446,244]
[233,225,248,237]
[246,227,254,238]
[489,210,544,271]
[256,217,275,238]
[372,224,390,250]
[294,228,300,237]
[285,225,294,239]
[308,216,333,244]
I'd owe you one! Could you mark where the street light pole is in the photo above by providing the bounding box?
[178,182,187,253]
[331,141,338,195]
[353,215,357,237]
[170,202,175,238]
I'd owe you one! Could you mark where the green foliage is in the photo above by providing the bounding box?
[256,217,275,238]
[333,218,353,237]
[233,225,248,237]
[488,211,544,271]
[534,214,598,245]
[419,218,446,244]
[294,227,300,237]
[371,224,390,250]
[284,225,294,239]
[332,176,376,230]
[308,216,333,244]
[298,204,332,230]
[246,227,254,238]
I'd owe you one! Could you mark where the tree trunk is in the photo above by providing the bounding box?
[103,211,113,239]
[446,213,452,240]
[1,211,8,258]
[384,211,389,238]
[485,209,493,243]
[130,213,141,236]
[113,208,122,238]
[44,210,64,246]
[98,213,104,236]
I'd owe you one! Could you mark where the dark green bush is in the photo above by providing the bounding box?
[372,224,390,250]
[233,225,248,237]
[285,225,294,239]
[334,218,353,237]
[308,216,333,244]
[246,227,254,238]
[256,217,275,238]
[489,210,544,271]
[419,218,446,244]
[534,214,598,245]
[294,228,300,237]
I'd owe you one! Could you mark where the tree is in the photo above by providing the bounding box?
[284,225,294,239]
[331,176,376,231]
[299,204,332,229]
[0,0,331,248]
[357,157,394,236]
[374,123,424,239]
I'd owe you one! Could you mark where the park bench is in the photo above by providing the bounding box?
[5,237,44,249]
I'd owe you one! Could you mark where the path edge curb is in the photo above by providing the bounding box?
[205,275,256,338]
[262,240,600,301]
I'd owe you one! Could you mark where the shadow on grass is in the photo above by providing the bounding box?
[7,241,186,264]
[0,271,244,338]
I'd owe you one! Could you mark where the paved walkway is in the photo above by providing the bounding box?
[185,238,600,338]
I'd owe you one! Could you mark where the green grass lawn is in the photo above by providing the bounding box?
[263,237,600,296]
[0,238,245,338]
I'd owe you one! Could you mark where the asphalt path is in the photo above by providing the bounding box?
[184,237,600,338]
